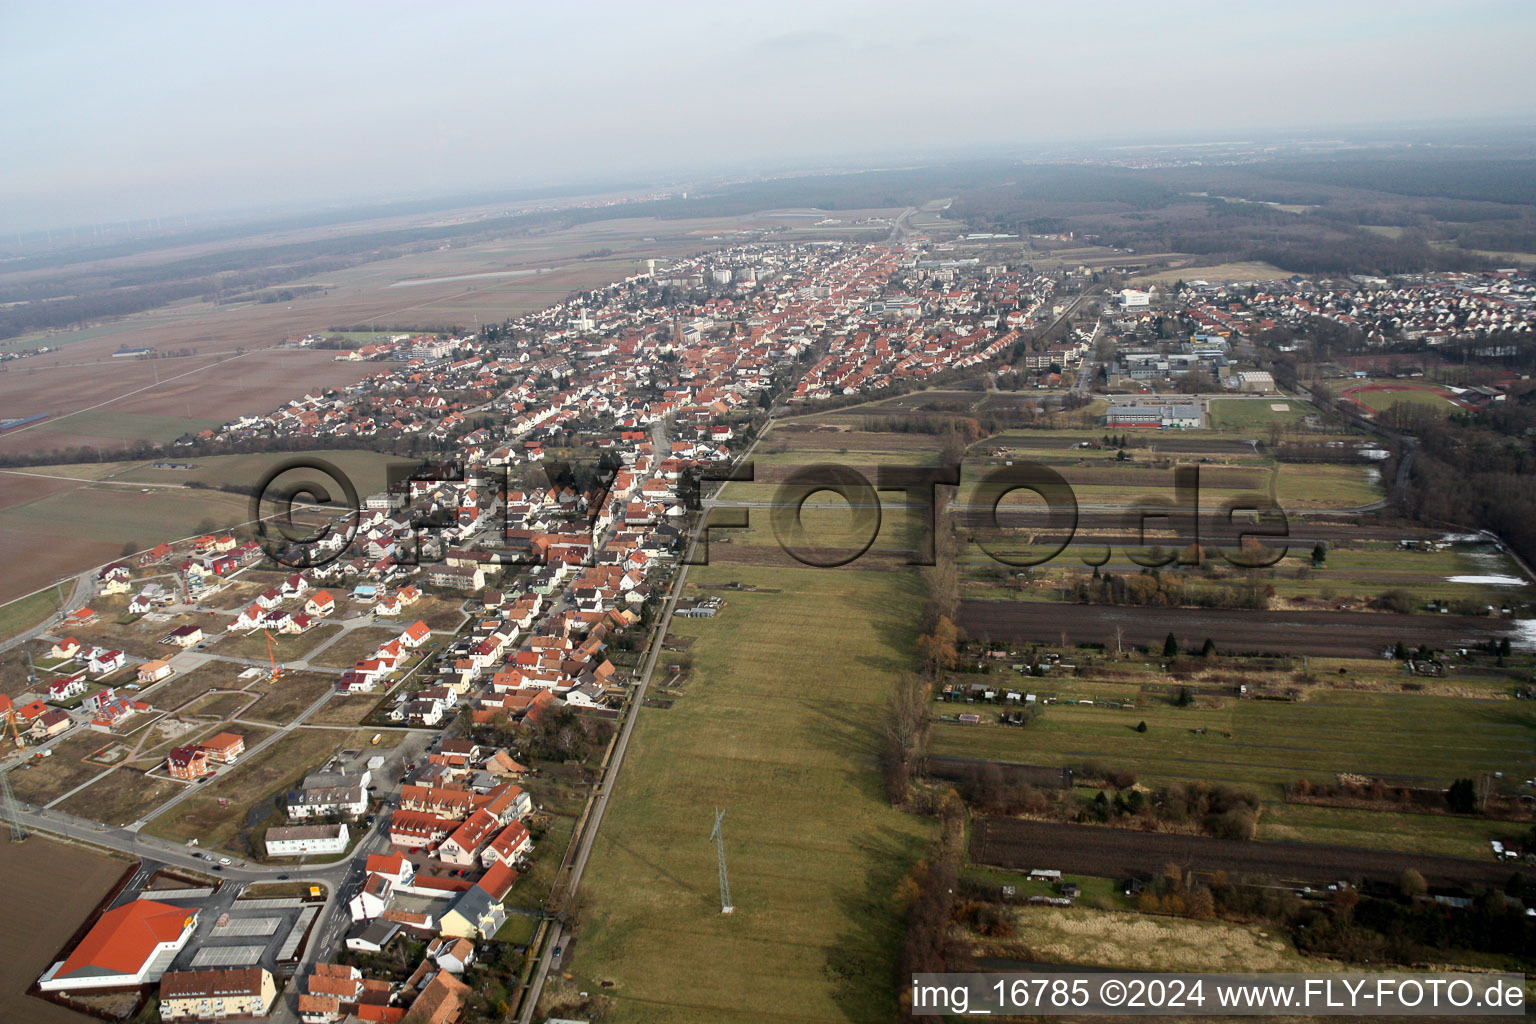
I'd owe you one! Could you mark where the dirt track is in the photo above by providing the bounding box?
[959,600,1514,658]
[972,817,1517,889]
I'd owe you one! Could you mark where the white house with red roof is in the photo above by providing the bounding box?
[400,620,431,648]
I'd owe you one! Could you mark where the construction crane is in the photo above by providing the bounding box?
[5,709,25,752]
[263,630,284,681]
[709,808,734,915]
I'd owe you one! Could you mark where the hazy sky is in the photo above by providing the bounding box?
[4,0,1534,232]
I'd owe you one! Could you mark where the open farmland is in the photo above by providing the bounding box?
[0,348,381,456]
[931,688,1535,797]
[0,481,251,603]
[971,818,1520,889]
[959,600,1517,658]
[0,207,801,459]
[1128,260,1294,285]
[0,837,130,1024]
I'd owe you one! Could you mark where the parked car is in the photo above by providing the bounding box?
[219,857,231,865]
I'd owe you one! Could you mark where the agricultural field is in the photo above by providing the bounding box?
[971,817,1520,889]
[931,686,1536,795]
[977,904,1328,973]
[1129,260,1294,286]
[14,448,413,501]
[1267,543,1535,611]
[0,206,773,462]
[0,348,380,456]
[0,481,251,603]
[0,837,130,1024]
[930,680,1536,857]
[0,589,63,650]
[1273,462,1383,508]
[575,564,934,1022]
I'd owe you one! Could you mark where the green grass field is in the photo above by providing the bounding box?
[930,687,1536,857]
[28,410,224,444]
[0,486,252,547]
[1350,384,1461,415]
[1206,398,1319,430]
[1268,545,1533,609]
[1274,463,1383,508]
[574,560,935,1022]
[0,588,62,641]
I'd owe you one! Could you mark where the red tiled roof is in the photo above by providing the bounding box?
[55,900,194,979]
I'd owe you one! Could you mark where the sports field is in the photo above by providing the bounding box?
[1205,397,1319,430]
[1339,381,1465,416]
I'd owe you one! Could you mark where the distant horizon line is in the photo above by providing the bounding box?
[7,115,1536,240]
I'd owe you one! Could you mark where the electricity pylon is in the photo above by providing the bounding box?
[709,808,733,914]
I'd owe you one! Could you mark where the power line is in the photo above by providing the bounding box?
[1,766,28,843]
[709,807,733,914]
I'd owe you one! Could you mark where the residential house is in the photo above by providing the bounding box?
[46,673,88,702]
[401,620,432,648]
[305,590,337,617]
[437,809,498,866]
[425,937,475,974]
[138,660,173,684]
[88,649,126,675]
[200,731,245,763]
[167,746,212,780]
[387,810,455,849]
[438,861,517,939]
[349,873,394,921]
[345,920,402,955]
[400,969,470,1024]
[480,820,533,869]
[30,709,72,740]
[287,771,369,820]
[162,625,203,648]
